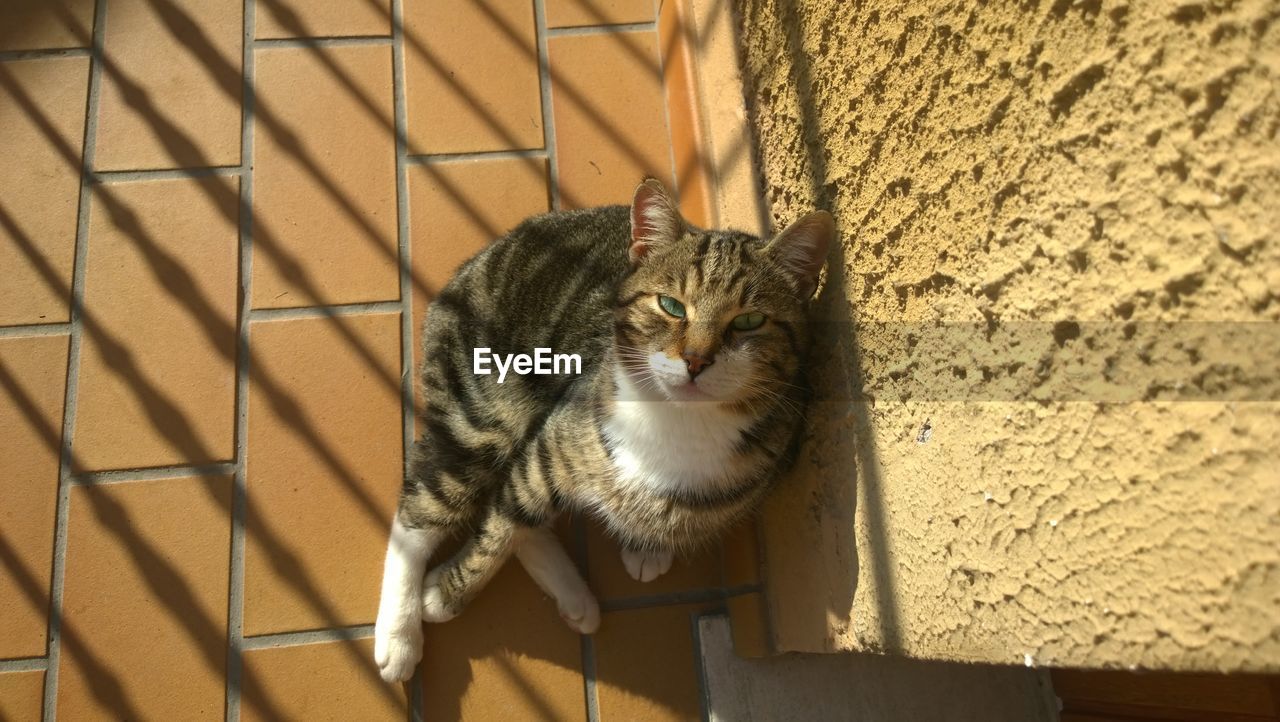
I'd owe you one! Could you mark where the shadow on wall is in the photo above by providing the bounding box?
[1,0,744,718]
[735,0,902,653]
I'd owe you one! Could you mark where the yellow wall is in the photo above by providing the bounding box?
[738,0,1280,671]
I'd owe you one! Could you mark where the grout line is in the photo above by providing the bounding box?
[545,21,658,37]
[571,517,600,722]
[0,48,92,62]
[240,624,375,651]
[91,166,243,184]
[598,584,761,613]
[44,0,108,717]
[689,611,723,722]
[0,657,49,674]
[653,0,681,204]
[389,1,422,719]
[0,323,73,339]
[72,462,238,486]
[253,36,392,48]
[404,148,548,165]
[390,0,415,544]
[225,0,257,717]
[532,0,562,211]
[580,633,601,722]
[247,301,403,321]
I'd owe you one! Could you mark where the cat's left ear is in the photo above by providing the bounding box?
[766,211,834,300]
[629,177,684,265]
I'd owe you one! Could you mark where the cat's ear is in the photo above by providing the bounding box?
[629,177,683,265]
[766,210,834,299]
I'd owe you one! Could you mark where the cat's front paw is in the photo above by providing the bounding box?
[621,548,673,583]
[374,618,422,683]
[558,589,600,634]
[421,567,460,623]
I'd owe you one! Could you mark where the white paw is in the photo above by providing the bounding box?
[558,590,601,635]
[374,619,422,683]
[621,548,673,583]
[421,567,459,623]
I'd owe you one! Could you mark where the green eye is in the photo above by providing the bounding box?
[731,312,766,331]
[657,295,686,318]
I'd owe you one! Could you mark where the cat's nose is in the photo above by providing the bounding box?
[682,351,714,378]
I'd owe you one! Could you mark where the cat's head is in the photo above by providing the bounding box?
[613,178,833,405]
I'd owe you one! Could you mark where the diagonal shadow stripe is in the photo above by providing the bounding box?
[0,196,402,714]
[0,63,390,532]
[139,0,541,270]
[0,356,292,721]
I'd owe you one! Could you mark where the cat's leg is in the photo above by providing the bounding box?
[421,508,515,622]
[375,437,479,683]
[514,526,600,634]
[621,546,674,583]
[374,513,445,682]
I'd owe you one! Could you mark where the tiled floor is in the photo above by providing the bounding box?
[0,0,756,719]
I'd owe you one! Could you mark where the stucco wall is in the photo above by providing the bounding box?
[737,0,1280,671]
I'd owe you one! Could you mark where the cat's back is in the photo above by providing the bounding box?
[435,204,631,353]
[416,206,631,464]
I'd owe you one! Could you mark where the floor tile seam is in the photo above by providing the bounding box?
[0,324,73,339]
[70,462,239,486]
[404,148,548,165]
[0,657,49,673]
[42,0,108,715]
[533,0,562,211]
[0,48,91,62]
[545,22,657,38]
[225,0,258,717]
[247,301,403,321]
[239,624,375,651]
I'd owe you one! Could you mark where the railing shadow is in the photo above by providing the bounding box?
[0,140,405,722]
[0,356,290,720]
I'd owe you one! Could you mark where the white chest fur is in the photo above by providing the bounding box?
[602,372,750,497]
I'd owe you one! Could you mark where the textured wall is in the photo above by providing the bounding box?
[737,0,1280,671]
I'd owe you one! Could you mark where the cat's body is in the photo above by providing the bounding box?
[375,180,832,682]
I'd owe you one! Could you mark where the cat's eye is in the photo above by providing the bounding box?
[657,295,686,318]
[732,312,766,331]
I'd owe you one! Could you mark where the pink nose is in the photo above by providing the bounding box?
[682,351,713,378]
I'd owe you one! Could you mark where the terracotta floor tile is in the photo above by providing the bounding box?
[75,177,239,471]
[408,156,549,405]
[0,58,89,326]
[256,0,390,40]
[57,475,232,720]
[403,0,543,154]
[422,550,586,721]
[0,669,44,720]
[0,0,96,52]
[658,0,714,228]
[545,0,654,29]
[720,518,761,587]
[0,335,68,660]
[243,313,402,635]
[241,638,407,721]
[549,31,674,208]
[594,604,707,721]
[94,0,242,171]
[585,520,722,602]
[252,45,398,309]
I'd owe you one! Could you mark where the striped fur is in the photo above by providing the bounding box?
[379,180,828,669]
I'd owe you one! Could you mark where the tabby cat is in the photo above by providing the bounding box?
[374,178,833,682]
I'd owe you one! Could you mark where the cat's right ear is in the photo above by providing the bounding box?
[629,177,683,265]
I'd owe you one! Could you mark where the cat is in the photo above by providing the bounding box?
[374,177,832,682]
